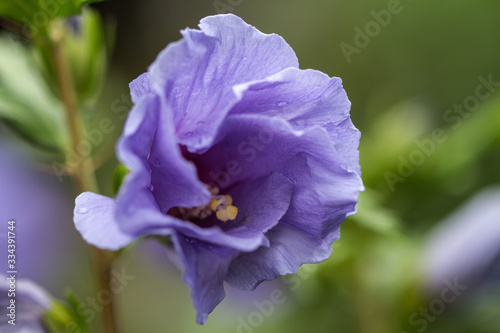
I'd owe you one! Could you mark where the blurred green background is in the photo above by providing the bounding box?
[1,0,500,332]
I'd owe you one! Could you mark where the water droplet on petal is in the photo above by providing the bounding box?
[149,185,154,191]
[185,131,194,137]
[153,159,160,167]
[196,121,205,126]
[277,102,287,107]
[78,207,88,214]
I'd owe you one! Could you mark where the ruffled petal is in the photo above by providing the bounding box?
[230,67,360,175]
[171,234,238,324]
[225,155,360,289]
[225,223,338,290]
[117,111,287,251]
[116,94,209,235]
[74,192,134,250]
[148,14,298,153]
[189,114,362,289]
[129,72,151,103]
[191,114,361,192]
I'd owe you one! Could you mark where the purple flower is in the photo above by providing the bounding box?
[1,275,52,332]
[422,186,500,292]
[74,14,363,324]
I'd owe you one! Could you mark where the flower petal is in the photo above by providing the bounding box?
[190,114,362,289]
[225,222,338,290]
[230,67,360,175]
[422,186,500,290]
[134,171,294,254]
[0,276,52,332]
[199,171,295,239]
[116,94,209,235]
[148,14,298,153]
[171,234,238,324]
[191,113,362,193]
[129,72,151,103]
[74,192,134,250]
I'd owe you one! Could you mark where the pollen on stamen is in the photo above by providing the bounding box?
[211,195,234,211]
[210,199,219,211]
[215,205,238,222]
[213,195,238,222]
[226,205,238,220]
[216,209,229,222]
[167,184,238,222]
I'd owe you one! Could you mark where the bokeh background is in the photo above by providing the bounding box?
[1,0,500,332]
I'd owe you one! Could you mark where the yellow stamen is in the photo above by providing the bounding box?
[210,199,219,211]
[226,205,238,220]
[216,209,229,222]
[213,195,238,222]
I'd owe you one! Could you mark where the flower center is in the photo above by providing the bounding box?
[210,195,238,222]
[167,185,238,223]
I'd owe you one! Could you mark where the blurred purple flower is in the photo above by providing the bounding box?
[74,14,363,324]
[0,137,91,296]
[422,186,500,292]
[1,275,52,332]
[66,15,82,35]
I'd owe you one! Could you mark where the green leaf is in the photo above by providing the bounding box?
[0,33,69,152]
[65,290,89,332]
[0,0,106,38]
[43,291,89,333]
[79,0,105,6]
[62,8,109,107]
[31,8,110,112]
[351,188,402,236]
[43,301,75,333]
[112,163,129,194]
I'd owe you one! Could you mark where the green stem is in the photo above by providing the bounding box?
[50,24,119,333]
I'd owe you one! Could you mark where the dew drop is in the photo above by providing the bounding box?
[277,102,287,107]
[78,207,88,214]
[185,131,194,137]
[149,185,154,191]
